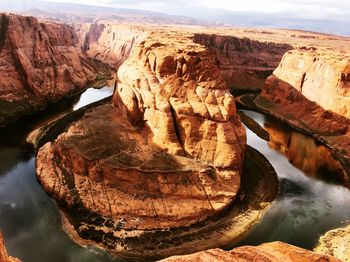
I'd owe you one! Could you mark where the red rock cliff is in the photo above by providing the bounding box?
[193,34,292,90]
[0,13,101,126]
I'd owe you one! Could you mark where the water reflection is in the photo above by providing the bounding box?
[0,85,116,262]
[237,110,350,249]
[265,117,347,186]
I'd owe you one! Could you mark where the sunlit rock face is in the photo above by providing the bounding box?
[161,241,341,262]
[0,233,20,262]
[0,13,104,126]
[259,48,350,170]
[315,224,350,262]
[271,49,350,118]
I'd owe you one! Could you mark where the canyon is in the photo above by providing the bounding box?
[0,11,349,262]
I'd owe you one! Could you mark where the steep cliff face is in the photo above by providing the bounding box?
[161,241,341,262]
[0,13,102,126]
[0,233,20,262]
[193,34,292,90]
[75,23,148,67]
[270,48,350,118]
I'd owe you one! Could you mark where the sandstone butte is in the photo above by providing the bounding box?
[0,233,20,262]
[36,27,251,259]
[161,242,341,262]
[0,13,113,126]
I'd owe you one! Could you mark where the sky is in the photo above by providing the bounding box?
[41,0,350,21]
[1,0,349,35]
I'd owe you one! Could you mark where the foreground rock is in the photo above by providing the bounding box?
[0,233,20,262]
[35,30,281,259]
[315,224,350,262]
[0,13,109,126]
[161,241,341,262]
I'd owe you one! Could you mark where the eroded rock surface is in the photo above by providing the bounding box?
[0,13,106,126]
[34,29,286,260]
[161,241,341,262]
[269,49,350,118]
[315,224,350,262]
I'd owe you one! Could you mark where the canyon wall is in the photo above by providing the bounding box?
[0,13,104,126]
[75,23,148,67]
[193,34,292,90]
[268,48,350,118]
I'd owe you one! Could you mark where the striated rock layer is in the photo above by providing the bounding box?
[315,224,350,262]
[193,34,292,90]
[0,233,20,262]
[161,241,341,262]
[0,13,107,126]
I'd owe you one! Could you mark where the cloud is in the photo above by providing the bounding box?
[42,0,350,20]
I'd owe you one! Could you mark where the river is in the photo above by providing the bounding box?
[0,90,349,261]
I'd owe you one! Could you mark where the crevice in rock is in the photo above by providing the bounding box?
[169,101,188,157]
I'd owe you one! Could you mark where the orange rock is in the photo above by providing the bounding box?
[0,233,21,262]
[161,241,341,262]
[0,13,104,126]
[271,49,350,118]
[35,28,253,258]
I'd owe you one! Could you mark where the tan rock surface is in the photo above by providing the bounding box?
[315,224,350,261]
[75,23,148,67]
[271,49,350,118]
[0,233,21,262]
[161,241,341,262]
[0,13,108,126]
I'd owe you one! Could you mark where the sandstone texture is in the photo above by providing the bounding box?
[193,34,292,89]
[0,13,109,126]
[315,224,350,262]
[75,23,148,67]
[161,241,341,262]
[0,233,21,262]
[35,28,282,259]
[268,49,350,118]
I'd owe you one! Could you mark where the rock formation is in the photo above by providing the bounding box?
[35,28,282,259]
[161,241,341,262]
[267,48,350,118]
[0,233,20,262]
[193,34,292,90]
[0,13,109,126]
[315,224,350,261]
[75,23,148,67]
